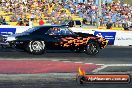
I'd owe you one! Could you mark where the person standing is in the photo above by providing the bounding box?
[29,19,33,27]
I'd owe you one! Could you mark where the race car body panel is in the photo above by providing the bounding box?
[1,25,108,55]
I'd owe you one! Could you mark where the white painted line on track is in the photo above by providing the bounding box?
[74,62,83,63]
[97,64,105,65]
[93,64,132,73]
[62,61,71,63]
[92,65,108,73]
[51,60,59,61]
[84,63,93,64]
[106,64,132,66]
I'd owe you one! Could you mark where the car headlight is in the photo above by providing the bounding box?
[6,37,16,42]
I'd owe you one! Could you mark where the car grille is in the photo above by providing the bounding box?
[0,35,3,42]
[0,35,7,43]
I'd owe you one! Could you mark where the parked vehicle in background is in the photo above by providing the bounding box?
[125,26,132,30]
[61,20,97,28]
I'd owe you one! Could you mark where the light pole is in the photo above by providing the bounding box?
[97,0,102,27]
[122,0,124,6]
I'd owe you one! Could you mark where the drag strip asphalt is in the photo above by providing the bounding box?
[0,46,132,64]
[0,46,132,88]
[0,73,131,88]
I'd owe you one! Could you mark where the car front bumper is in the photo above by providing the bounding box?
[100,40,108,49]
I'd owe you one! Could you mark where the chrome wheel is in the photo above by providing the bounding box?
[90,43,99,54]
[27,41,45,55]
[85,42,99,55]
[32,41,44,51]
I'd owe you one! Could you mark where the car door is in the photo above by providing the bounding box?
[29,26,59,50]
[44,27,65,50]
[45,27,79,50]
[57,27,79,49]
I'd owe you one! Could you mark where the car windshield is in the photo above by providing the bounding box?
[61,20,70,25]
[45,26,75,35]
[59,27,74,35]
[65,27,75,35]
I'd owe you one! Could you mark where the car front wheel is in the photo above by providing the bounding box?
[85,42,100,56]
[27,41,45,55]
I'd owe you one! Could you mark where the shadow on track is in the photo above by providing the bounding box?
[0,46,132,59]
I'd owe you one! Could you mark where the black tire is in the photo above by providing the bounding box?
[26,41,45,55]
[85,42,100,56]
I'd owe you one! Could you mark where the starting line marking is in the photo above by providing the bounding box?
[93,65,108,73]
[105,64,132,66]
[93,64,132,73]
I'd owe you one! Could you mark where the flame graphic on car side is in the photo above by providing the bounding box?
[60,37,90,47]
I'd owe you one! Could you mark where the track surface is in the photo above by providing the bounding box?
[0,74,131,88]
[0,46,132,88]
[0,60,100,74]
[0,46,132,64]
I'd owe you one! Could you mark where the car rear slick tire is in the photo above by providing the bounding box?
[85,42,100,56]
[27,41,45,55]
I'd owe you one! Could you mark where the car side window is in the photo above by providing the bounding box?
[76,21,81,25]
[45,27,61,35]
[68,21,74,27]
[45,27,73,35]
[59,28,73,35]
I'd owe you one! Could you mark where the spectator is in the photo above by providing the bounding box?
[29,19,33,27]
[0,16,4,24]
[0,0,131,28]
[106,20,113,29]
[17,20,24,26]
[24,18,29,26]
